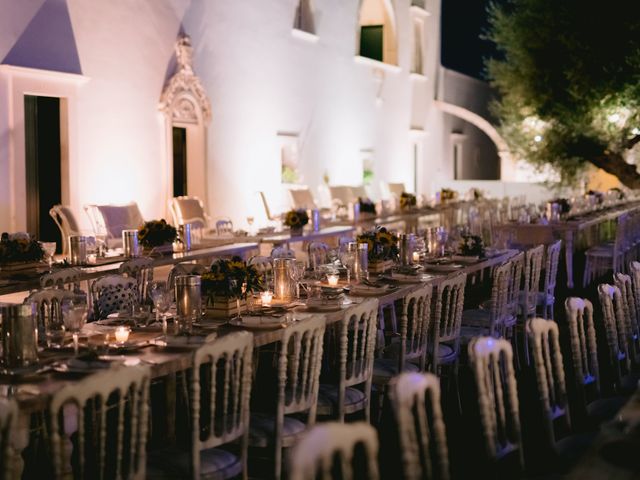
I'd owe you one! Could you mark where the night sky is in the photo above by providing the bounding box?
[440,0,498,80]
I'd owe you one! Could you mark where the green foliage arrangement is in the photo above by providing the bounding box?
[486,0,640,187]
[0,233,44,263]
[201,256,264,300]
[137,219,177,248]
[399,192,417,210]
[283,209,309,229]
[357,226,399,262]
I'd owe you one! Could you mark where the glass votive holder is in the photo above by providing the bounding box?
[326,273,339,286]
[86,253,97,265]
[260,290,273,306]
[114,326,130,344]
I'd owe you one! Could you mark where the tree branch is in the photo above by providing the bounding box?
[590,152,640,189]
[626,134,640,150]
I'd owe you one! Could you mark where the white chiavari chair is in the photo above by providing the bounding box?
[148,331,254,480]
[387,372,450,480]
[583,213,629,287]
[287,422,379,480]
[119,257,154,304]
[248,316,325,479]
[48,365,150,480]
[430,273,467,375]
[614,272,640,361]
[90,274,138,319]
[24,288,76,344]
[517,244,544,364]
[536,239,562,319]
[215,218,234,237]
[40,268,83,290]
[317,299,378,422]
[0,398,22,480]
[169,196,210,229]
[307,242,330,270]
[468,337,524,474]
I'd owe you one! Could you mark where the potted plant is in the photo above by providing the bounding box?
[0,232,45,271]
[201,257,264,317]
[137,219,177,254]
[284,209,309,236]
[357,226,399,273]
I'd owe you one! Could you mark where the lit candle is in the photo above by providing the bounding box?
[327,273,339,286]
[412,251,421,263]
[87,254,97,264]
[114,326,130,344]
[260,290,273,307]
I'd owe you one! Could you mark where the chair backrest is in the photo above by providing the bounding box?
[40,267,83,289]
[388,372,449,480]
[329,186,355,206]
[279,316,326,418]
[25,288,77,344]
[542,240,562,298]
[628,261,640,339]
[486,262,512,337]
[190,331,253,478]
[614,272,640,360]
[288,422,379,480]
[468,337,523,468]
[399,284,433,370]
[0,398,20,480]
[307,242,330,270]
[49,205,82,255]
[118,257,154,303]
[289,188,318,210]
[48,365,150,480]
[271,246,296,259]
[331,299,378,421]
[87,202,145,241]
[597,283,632,384]
[523,244,544,295]
[564,297,600,395]
[167,263,207,290]
[91,275,138,319]
[526,318,570,448]
[169,196,208,228]
[506,252,525,319]
[432,273,467,371]
[215,218,234,236]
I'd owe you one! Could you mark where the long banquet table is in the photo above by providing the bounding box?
[1,248,517,415]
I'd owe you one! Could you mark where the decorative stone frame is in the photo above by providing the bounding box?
[159,35,211,215]
[0,64,88,231]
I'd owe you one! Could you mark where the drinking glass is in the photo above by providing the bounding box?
[41,242,57,272]
[340,251,355,284]
[246,216,255,234]
[149,281,172,328]
[62,298,88,355]
[45,309,66,349]
[289,260,306,299]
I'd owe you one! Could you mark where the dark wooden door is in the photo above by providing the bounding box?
[24,95,62,249]
[172,126,187,197]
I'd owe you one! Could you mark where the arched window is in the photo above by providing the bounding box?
[357,0,398,65]
[293,0,315,35]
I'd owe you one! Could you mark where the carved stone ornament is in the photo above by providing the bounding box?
[159,35,211,124]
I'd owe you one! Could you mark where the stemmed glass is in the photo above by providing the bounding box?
[340,251,355,284]
[41,242,57,272]
[289,260,306,299]
[62,298,88,355]
[149,281,173,333]
[246,216,255,235]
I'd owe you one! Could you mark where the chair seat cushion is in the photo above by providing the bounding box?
[147,447,241,480]
[587,396,628,422]
[373,358,419,379]
[249,412,306,448]
[317,384,366,414]
[438,343,457,364]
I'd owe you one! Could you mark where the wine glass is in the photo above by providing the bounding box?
[62,298,88,355]
[246,216,255,234]
[289,260,306,298]
[41,242,57,272]
[149,281,172,329]
[340,251,355,284]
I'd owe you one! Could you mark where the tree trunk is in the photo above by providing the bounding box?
[590,151,640,189]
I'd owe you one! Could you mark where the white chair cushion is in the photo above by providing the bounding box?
[249,413,306,448]
[373,358,420,379]
[438,343,457,364]
[317,384,366,414]
[97,204,144,239]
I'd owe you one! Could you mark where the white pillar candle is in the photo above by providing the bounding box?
[412,251,421,263]
[327,274,339,286]
[115,326,130,344]
[260,290,273,306]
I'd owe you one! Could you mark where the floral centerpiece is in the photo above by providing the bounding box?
[459,234,485,258]
[358,197,377,215]
[357,226,399,273]
[284,209,309,235]
[399,192,417,210]
[0,232,44,265]
[138,219,177,250]
[202,256,264,317]
[441,188,458,202]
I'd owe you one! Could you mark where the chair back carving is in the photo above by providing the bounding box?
[307,242,330,269]
[91,275,138,319]
[25,289,77,344]
[431,273,467,372]
[564,297,600,395]
[119,257,154,303]
[388,372,449,480]
[506,252,524,321]
[598,283,632,385]
[399,284,433,370]
[288,422,379,480]
[215,218,234,236]
[271,246,296,259]
[190,331,253,478]
[40,268,82,290]
[628,261,640,344]
[468,337,523,468]
[614,272,640,362]
[486,262,512,336]
[48,366,150,480]
[522,245,544,313]
[0,398,20,480]
[526,318,570,448]
[542,240,562,300]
